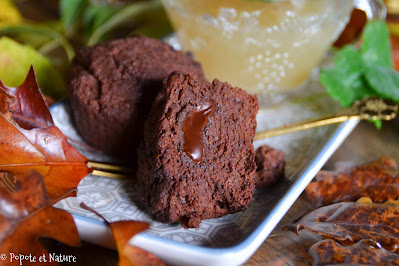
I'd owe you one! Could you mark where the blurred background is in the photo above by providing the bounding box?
[0,0,398,100]
[0,0,172,99]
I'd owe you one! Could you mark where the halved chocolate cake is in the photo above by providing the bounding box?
[137,72,259,228]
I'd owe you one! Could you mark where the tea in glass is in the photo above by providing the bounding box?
[161,0,353,102]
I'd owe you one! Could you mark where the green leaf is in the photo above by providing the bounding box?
[361,20,393,68]
[320,69,356,107]
[0,37,67,99]
[333,46,365,85]
[87,0,162,46]
[364,64,399,102]
[1,21,64,51]
[321,20,399,129]
[0,24,75,61]
[60,0,89,31]
[320,46,373,107]
[373,119,382,129]
[83,4,119,35]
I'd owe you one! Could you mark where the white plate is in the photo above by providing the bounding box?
[52,78,358,266]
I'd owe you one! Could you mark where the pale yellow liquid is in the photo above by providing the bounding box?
[162,0,353,101]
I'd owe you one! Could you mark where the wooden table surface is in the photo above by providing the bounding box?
[42,117,399,266]
[245,118,399,266]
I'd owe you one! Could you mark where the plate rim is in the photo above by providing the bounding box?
[132,119,359,266]
[54,97,358,266]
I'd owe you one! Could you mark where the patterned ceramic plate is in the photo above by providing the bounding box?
[47,65,357,265]
[52,77,358,265]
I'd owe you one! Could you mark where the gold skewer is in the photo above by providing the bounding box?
[254,115,352,140]
[87,161,133,173]
[87,161,135,179]
[91,169,128,179]
[254,97,398,141]
[85,97,398,179]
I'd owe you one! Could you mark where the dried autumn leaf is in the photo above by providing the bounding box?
[284,202,399,252]
[112,221,164,266]
[0,171,81,265]
[0,72,90,198]
[81,203,164,266]
[310,239,399,265]
[0,65,54,130]
[306,157,399,206]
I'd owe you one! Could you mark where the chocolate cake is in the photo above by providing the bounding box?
[137,72,259,228]
[254,145,285,189]
[68,35,205,157]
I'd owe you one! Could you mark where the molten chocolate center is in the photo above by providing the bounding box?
[183,100,216,164]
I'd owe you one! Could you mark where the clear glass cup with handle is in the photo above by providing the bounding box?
[161,0,386,105]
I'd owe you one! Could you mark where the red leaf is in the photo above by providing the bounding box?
[0,66,54,130]
[0,171,80,265]
[0,69,90,198]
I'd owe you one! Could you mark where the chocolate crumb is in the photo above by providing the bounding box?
[255,145,285,189]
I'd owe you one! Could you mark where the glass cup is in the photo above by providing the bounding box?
[161,0,384,104]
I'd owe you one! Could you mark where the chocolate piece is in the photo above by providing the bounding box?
[255,145,285,189]
[183,100,216,164]
[68,35,205,157]
[138,72,259,228]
